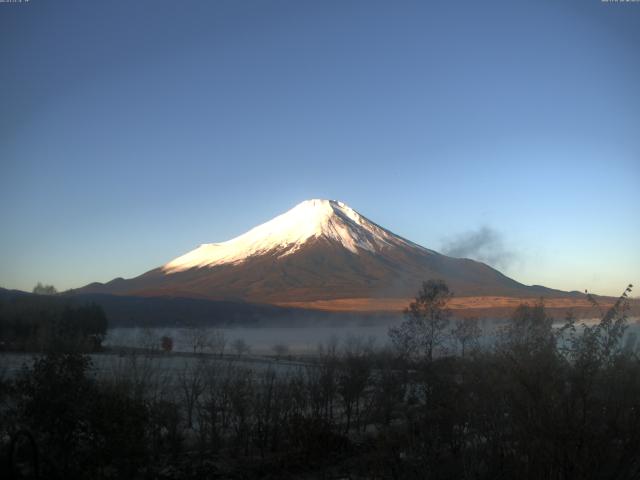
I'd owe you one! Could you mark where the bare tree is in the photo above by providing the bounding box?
[160,336,173,353]
[178,359,207,429]
[232,338,250,357]
[498,300,554,354]
[338,349,372,433]
[210,328,227,357]
[317,334,340,358]
[343,334,376,357]
[32,282,57,295]
[389,279,453,360]
[181,326,219,355]
[137,327,160,353]
[108,349,172,403]
[451,317,482,357]
[308,345,339,422]
[272,343,289,360]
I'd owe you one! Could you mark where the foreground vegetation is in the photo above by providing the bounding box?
[1,282,638,479]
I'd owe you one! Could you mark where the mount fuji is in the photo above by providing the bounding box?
[74,199,571,311]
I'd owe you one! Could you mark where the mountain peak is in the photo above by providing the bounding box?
[287,199,360,227]
[162,199,423,273]
[77,200,564,306]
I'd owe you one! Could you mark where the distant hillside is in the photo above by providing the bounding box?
[65,292,380,327]
[3,287,636,327]
[1,287,371,327]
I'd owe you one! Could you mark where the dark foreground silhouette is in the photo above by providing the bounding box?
[1,282,638,479]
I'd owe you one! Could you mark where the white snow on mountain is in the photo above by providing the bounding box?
[162,199,429,273]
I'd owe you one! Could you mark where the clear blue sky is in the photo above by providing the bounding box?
[1,0,638,297]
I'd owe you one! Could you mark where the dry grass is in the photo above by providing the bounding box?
[276,296,640,318]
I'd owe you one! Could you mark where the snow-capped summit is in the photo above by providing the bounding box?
[162,199,427,273]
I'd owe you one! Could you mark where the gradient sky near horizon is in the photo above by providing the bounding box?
[1,0,639,297]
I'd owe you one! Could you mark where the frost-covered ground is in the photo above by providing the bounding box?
[0,350,305,382]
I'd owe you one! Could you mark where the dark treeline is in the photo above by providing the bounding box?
[64,292,392,328]
[1,282,639,479]
[0,292,107,352]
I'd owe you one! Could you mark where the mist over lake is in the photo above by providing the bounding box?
[105,317,640,356]
[105,324,396,355]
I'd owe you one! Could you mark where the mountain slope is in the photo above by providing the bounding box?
[74,199,571,307]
